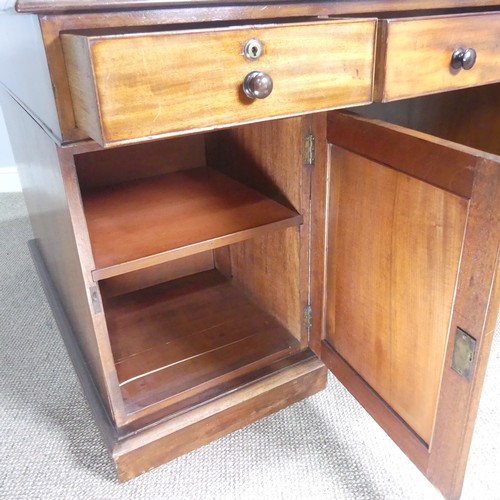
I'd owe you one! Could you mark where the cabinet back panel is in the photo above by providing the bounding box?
[206,121,304,211]
[206,117,312,343]
[75,134,206,190]
[228,229,303,341]
[99,251,215,298]
[326,146,467,444]
[358,84,500,156]
[407,84,500,156]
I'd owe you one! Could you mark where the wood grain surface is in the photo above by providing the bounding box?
[61,19,375,145]
[376,12,500,101]
[7,2,500,491]
[406,83,500,156]
[0,89,126,424]
[326,144,467,444]
[426,156,500,498]
[75,134,206,189]
[324,109,500,498]
[112,351,326,481]
[38,3,497,142]
[17,0,500,14]
[103,270,300,418]
[206,116,314,343]
[99,251,215,298]
[82,166,302,280]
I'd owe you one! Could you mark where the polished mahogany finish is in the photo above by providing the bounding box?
[1,3,500,499]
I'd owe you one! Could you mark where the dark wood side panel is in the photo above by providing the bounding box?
[28,239,119,448]
[0,13,61,141]
[427,157,500,499]
[0,89,125,425]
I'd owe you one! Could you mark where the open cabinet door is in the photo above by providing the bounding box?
[313,110,500,499]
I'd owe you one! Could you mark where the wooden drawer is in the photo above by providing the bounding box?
[375,12,500,101]
[61,19,376,147]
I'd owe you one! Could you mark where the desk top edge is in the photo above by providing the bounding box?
[12,0,500,15]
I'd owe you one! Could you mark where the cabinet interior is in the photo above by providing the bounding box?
[73,117,309,423]
[358,83,500,155]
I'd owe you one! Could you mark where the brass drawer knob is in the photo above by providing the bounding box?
[243,71,273,99]
[451,47,477,70]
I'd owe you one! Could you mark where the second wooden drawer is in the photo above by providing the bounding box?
[61,19,376,147]
[375,12,500,102]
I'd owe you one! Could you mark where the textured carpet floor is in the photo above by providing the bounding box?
[0,192,498,500]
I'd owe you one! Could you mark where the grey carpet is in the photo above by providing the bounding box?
[0,192,498,500]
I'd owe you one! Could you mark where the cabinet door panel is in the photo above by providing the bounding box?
[327,146,467,444]
[316,111,500,499]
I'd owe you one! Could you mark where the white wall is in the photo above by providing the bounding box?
[0,104,21,192]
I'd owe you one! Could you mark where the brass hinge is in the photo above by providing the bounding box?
[304,133,315,166]
[304,304,312,329]
[89,286,102,314]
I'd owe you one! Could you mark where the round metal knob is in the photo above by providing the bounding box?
[243,71,273,99]
[451,47,477,70]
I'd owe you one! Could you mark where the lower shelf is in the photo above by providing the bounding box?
[29,238,327,481]
[102,269,301,418]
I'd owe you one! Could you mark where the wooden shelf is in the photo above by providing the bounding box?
[82,167,302,280]
[102,270,301,417]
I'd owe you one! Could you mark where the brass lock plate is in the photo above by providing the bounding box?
[243,39,263,60]
[451,327,476,380]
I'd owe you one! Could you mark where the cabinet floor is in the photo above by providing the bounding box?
[103,269,300,418]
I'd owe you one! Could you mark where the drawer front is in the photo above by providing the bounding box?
[375,12,500,102]
[61,19,376,146]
